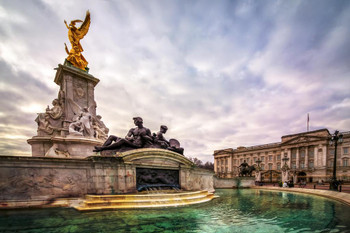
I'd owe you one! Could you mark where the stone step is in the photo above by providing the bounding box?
[75,190,218,211]
[85,190,209,201]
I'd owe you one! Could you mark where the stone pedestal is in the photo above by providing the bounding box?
[255,170,261,182]
[27,63,108,158]
[28,136,102,158]
[282,170,289,183]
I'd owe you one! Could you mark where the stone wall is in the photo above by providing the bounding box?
[214,176,255,188]
[180,167,215,192]
[0,150,214,207]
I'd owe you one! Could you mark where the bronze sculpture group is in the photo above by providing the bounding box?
[238,160,256,177]
[93,117,184,155]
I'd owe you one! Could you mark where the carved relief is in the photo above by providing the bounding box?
[0,168,86,200]
[73,78,87,107]
[136,168,179,191]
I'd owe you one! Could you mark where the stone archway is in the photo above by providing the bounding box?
[297,171,307,183]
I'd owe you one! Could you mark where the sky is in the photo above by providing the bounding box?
[0,0,349,162]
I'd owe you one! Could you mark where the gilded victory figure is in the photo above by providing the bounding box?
[64,10,91,70]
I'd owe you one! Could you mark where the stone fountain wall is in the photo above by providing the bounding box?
[0,149,214,208]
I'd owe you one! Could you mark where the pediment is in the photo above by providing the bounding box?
[214,148,233,156]
[281,135,326,145]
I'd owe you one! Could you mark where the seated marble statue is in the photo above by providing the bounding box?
[93,117,153,152]
[45,99,63,120]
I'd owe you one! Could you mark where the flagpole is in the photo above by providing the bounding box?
[307,113,309,132]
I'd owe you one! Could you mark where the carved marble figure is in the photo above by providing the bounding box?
[46,99,63,120]
[93,115,109,140]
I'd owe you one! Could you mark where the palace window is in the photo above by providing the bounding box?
[269,155,273,162]
[292,162,296,169]
[277,155,281,161]
[343,158,349,167]
[308,147,314,157]
[328,159,334,167]
[309,161,314,168]
[225,159,228,165]
[261,156,265,162]
[277,163,281,170]
[300,161,305,169]
[300,149,305,158]
[261,164,265,170]
[268,163,273,170]
[254,157,257,162]
[291,149,297,159]
[329,149,335,156]
[343,147,349,155]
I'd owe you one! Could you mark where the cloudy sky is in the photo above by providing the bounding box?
[0,0,349,162]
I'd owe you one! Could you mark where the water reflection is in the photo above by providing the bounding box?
[0,189,349,233]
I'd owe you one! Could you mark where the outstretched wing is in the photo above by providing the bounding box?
[67,98,82,121]
[77,10,91,40]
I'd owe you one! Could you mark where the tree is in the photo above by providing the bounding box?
[188,157,214,171]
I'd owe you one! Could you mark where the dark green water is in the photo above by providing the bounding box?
[1,189,349,233]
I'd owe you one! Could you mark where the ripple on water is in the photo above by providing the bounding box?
[0,189,349,233]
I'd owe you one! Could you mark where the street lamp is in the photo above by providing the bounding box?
[329,130,343,191]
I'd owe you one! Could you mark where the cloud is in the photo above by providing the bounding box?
[0,0,349,162]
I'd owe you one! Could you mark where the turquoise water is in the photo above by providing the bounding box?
[0,189,349,233]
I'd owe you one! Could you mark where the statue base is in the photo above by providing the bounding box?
[28,136,103,158]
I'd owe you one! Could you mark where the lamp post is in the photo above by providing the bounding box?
[329,130,343,191]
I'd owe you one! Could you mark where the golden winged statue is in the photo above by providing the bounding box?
[64,10,91,70]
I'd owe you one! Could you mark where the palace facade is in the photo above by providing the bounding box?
[213,129,350,183]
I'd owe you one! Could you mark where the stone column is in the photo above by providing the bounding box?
[287,148,292,168]
[228,155,232,178]
[322,145,327,167]
[296,147,300,169]
[305,146,309,168]
[314,146,318,167]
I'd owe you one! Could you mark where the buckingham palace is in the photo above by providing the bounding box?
[213,129,350,183]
